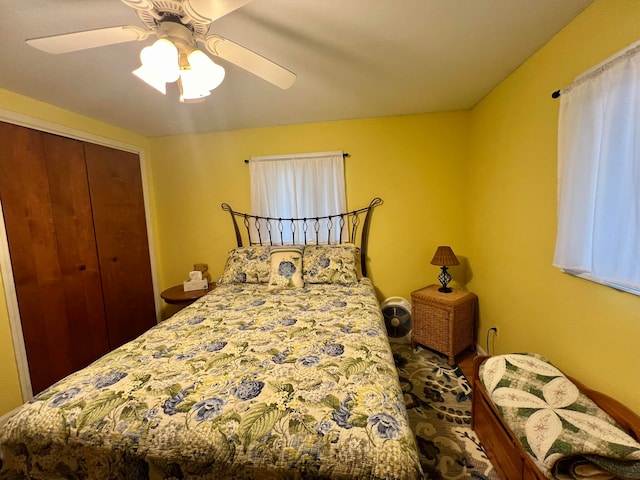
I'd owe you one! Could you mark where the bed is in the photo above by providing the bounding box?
[0,198,424,480]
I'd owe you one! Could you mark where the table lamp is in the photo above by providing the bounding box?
[430,246,460,293]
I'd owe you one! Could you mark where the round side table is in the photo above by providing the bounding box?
[160,283,215,306]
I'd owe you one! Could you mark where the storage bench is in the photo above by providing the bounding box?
[472,354,640,480]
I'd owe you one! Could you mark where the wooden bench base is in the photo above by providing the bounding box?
[472,369,546,479]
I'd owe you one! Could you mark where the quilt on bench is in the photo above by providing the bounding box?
[479,353,640,479]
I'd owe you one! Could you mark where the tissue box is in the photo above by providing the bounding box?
[183,279,208,292]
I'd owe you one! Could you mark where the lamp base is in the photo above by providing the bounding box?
[437,266,453,293]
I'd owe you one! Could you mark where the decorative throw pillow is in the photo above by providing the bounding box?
[267,246,304,290]
[303,244,360,285]
[218,246,271,284]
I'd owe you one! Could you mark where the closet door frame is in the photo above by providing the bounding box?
[0,108,161,402]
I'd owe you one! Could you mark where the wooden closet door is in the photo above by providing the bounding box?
[84,143,156,349]
[0,123,111,394]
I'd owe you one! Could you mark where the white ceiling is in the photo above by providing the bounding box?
[0,0,594,138]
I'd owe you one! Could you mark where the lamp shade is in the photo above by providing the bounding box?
[143,39,181,83]
[132,38,180,94]
[132,64,168,94]
[430,246,460,267]
[188,49,225,90]
[179,49,225,102]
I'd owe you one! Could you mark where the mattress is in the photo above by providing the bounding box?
[0,278,423,480]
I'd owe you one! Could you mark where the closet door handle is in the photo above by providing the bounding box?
[111,257,118,262]
[79,264,87,271]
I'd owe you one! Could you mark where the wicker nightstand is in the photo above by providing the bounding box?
[411,285,478,366]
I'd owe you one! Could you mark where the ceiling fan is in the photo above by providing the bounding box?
[26,0,296,101]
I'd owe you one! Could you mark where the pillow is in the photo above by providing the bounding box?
[303,244,360,285]
[267,246,304,290]
[218,246,271,284]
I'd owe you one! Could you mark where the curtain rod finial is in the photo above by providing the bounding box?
[552,90,561,99]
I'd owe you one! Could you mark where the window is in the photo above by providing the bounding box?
[249,151,346,244]
[553,42,640,295]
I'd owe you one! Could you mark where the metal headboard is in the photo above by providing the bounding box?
[220,198,383,277]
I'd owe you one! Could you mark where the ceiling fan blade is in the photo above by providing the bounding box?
[120,0,155,11]
[203,35,296,89]
[183,0,254,23]
[27,26,150,54]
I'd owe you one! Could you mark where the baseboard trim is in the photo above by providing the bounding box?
[476,343,487,356]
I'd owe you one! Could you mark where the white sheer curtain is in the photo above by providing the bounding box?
[249,151,346,244]
[553,43,640,294]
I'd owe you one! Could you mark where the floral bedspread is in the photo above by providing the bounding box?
[0,279,423,480]
[480,354,640,479]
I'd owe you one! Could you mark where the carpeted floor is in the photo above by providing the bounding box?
[390,343,500,480]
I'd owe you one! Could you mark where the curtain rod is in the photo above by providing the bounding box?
[244,152,350,164]
[551,39,640,99]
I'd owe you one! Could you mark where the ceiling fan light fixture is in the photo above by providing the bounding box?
[187,49,225,90]
[178,49,225,102]
[132,65,167,94]
[179,69,212,102]
[178,74,210,102]
[132,38,182,93]
[25,0,297,101]
[142,38,181,82]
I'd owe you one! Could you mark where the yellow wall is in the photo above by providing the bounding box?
[150,112,471,316]
[0,272,20,414]
[467,0,640,413]
[0,89,153,415]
